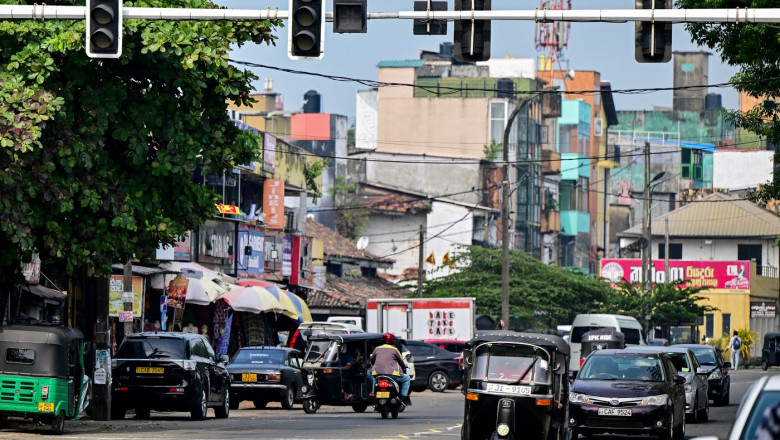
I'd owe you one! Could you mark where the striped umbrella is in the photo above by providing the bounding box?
[285,291,313,323]
[217,285,285,314]
[236,280,299,321]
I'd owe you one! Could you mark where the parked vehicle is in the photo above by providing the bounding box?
[326,316,365,329]
[423,339,467,353]
[675,343,731,405]
[0,325,88,434]
[227,346,304,410]
[299,332,412,414]
[632,346,710,423]
[690,374,780,440]
[366,298,476,341]
[760,332,780,371]
[111,332,230,420]
[373,374,404,419]
[405,340,460,392]
[569,348,687,440]
[461,331,570,440]
[578,329,625,369]
[568,314,646,373]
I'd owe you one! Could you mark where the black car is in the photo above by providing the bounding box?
[569,349,687,440]
[111,332,231,420]
[405,340,460,392]
[227,346,304,409]
[675,343,731,405]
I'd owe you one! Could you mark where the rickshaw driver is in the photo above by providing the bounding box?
[369,333,411,405]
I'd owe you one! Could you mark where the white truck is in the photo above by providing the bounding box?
[366,298,476,341]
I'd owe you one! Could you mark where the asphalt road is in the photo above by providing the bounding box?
[0,368,775,439]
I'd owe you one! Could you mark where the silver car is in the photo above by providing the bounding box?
[633,346,710,423]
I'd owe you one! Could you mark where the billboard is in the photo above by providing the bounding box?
[600,259,751,292]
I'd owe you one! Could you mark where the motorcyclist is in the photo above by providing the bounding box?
[369,333,411,405]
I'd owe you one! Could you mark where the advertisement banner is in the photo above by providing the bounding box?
[237,224,265,278]
[282,236,293,277]
[109,275,143,317]
[263,179,285,230]
[600,259,751,291]
[751,301,777,318]
[197,219,235,273]
[263,134,276,173]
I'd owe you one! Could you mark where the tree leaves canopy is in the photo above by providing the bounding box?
[0,0,281,284]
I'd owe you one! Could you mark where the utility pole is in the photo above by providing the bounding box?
[417,224,424,298]
[641,141,652,292]
[93,277,111,420]
[123,259,133,340]
[664,218,670,282]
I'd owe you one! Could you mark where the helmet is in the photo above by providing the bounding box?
[382,333,396,345]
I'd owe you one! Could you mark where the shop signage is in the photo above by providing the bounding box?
[156,233,191,261]
[291,236,313,288]
[118,311,133,322]
[237,224,265,278]
[282,236,293,276]
[263,179,285,230]
[263,134,276,173]
[600,259,751,291]
[751,301,777,319]
[197,219,235,273]
[109,275,143,317]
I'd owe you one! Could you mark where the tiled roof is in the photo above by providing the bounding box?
[622,192,780,238]
[376,60,425,68]
[306,273,409,310]
[306,218,393,264]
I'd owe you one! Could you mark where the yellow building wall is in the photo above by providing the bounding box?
[697,291,752,339]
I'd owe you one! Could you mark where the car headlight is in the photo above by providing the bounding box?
[684,383,692,393]
[641,394,668,406]
[708,370,721,380]
[569,392,591,404]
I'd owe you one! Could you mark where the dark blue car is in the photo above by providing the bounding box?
[227,346,304,409]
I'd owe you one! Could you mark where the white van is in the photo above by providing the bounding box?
[326,316,365,329]
[568,314,646,372]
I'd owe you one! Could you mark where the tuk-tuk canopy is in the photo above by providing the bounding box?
[467,331,569,356]
[303,332,406,366]
[0,325,84,379]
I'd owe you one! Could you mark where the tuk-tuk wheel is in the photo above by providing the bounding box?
[50,412,65,435]
[762,359,768,371]
[302,398,319,414]
[351,403,368,413]
[111,406,126,420]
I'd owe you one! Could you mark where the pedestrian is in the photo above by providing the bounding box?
[728,330,742,371]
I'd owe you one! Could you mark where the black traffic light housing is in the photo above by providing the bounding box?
[86,0,123,58]
[453,0,491,62]
[334,0,367,34]
[413,1,447,36]
[635,0,672,63]
[288,0,326,60]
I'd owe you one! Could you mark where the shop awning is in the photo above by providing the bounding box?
[20,284,67,301]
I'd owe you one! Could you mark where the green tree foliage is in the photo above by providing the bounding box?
[677,0,780,202]
[0,0,280,289]
[599,279,716,331]
[420,246,612,330]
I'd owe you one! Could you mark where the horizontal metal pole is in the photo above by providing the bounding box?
[1,6,779,23]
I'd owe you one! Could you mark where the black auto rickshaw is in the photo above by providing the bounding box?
[761,332,780,371]
[300,332,408,414]
[461,331,570,440]
[0,325,88,434]
[578,329,625,370]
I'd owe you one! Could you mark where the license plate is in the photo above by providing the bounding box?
[136,367,164,374]
[597,408,632,416]
[242,373,257,382]
[486,383,532,395]
[38,402,54,413]
[375,391,390,398]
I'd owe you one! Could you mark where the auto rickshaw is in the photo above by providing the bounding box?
[0,325,87,434]
[761,332,780,370]
[300,332,408,415]
[578,328,625,369]
[461,331,570,440]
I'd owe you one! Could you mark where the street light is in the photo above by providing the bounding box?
[641,141,666,339]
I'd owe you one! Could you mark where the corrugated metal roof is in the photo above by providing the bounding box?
[376,60,425,68]
[417,64,448,77]
[622,192,780,238]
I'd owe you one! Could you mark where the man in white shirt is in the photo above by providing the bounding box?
[728,331,741,371]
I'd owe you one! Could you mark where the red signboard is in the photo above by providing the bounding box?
[263,179,285,230]
[600,259,751,291]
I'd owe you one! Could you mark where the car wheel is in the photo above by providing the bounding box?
[701,397,709,422]
[661,412,674,440]
[111,405,126,420]
[673,410,685,440]
[50,411,65,435]
[762,359,768,371]
[568,428,579,440]
[690,397,699,423]
[214,391,229,419]
[191,387,208,420]
[428,371,449,393]
[253,399,267,409]
[303,397,319,414]
[719,387,730,406]
[351,403,368,413]
[229,394,239,410]
[135,407,151,420]
[281,384,295,410]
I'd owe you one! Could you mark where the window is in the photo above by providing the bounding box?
[621,328,642,345]
[577,177,589,212]
[559,182,575,211]
[722,314,731,337]
[657,243,682,259]
[191,339,210,359]
[490,102,507,145]
[705,314,714,339]
[6,348,35,364]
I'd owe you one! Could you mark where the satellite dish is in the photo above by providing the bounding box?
[356,236,370,250]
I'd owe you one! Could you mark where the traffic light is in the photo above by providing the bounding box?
[288,0,325,60]
[85,0,122,58]
[334,0,367,34]
[453,0,491,62]
[635,0,672,63]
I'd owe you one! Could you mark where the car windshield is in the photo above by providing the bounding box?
[116,338,187,360]
[471,345,551,384]
[739,391,780,440]
[690,347,717,365]
[231,349,285,365]
[304,340,340,365]
[580,354,665,381]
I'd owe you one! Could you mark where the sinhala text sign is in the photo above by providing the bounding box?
[600,259,751,291]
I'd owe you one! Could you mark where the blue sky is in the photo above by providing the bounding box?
[217,0,740,124]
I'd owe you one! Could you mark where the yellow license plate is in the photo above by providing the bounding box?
[375,391,390,398]
[241,373,257,382]
[38,402,54,413]
[136,367,164,374]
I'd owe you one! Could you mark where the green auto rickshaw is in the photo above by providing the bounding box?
[0,325,87,434]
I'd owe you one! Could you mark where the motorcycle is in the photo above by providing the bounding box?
[373,374,405,419]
